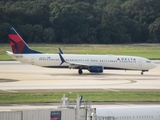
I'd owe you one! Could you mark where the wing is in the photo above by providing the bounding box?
[59,53,91,69]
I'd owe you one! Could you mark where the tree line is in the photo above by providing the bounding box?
[0,0,160,44]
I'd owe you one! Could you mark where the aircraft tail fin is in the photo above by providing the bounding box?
[8,28,41,54]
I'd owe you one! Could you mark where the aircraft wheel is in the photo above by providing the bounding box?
[78,69,83,74]
[141,71,144,75]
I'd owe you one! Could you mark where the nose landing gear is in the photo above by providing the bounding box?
[141,70,148,75]
[141,71,144,75]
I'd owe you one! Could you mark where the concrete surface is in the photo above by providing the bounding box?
[0,61,160,92]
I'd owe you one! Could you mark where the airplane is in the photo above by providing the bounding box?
[7,27,157,75]
[95,106,160,120]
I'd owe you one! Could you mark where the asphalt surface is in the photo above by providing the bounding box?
[0,61,160,92]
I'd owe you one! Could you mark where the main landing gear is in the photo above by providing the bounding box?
[78,68,83,74]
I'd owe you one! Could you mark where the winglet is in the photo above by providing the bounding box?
[59,48,64,54]
[59,53,66,65]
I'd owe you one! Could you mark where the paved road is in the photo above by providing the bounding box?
[0,61,160,92]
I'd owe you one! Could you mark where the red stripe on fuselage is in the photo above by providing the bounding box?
[8,34,25,54]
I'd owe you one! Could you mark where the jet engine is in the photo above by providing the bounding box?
[88,66,103,73]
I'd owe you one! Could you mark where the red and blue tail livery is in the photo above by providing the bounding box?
[8,28,41,54]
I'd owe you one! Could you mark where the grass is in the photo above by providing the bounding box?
[0,91,160,104]
[1,44,160,60]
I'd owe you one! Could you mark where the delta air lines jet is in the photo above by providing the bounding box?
[7,28,157,75]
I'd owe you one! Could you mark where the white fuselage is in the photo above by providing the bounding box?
[9,53,156,71]
[96,106,160,120]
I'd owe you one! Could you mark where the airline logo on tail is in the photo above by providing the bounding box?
[8,28,41,54]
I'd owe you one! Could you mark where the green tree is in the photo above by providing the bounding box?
[148,18,160,43]
[32,25,43,43]
[1,0,160,44]
[43,28,55,43]
[18,24,34,43]
[0,23,11,43]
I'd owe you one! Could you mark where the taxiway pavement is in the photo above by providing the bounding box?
[0,61,160,92]
[0,61,160,110]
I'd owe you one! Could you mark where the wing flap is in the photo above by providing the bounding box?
[68,62,90,69]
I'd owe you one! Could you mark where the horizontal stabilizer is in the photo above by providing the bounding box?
[6,51,22,57]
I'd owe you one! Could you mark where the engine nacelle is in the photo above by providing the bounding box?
[88,66,103,73]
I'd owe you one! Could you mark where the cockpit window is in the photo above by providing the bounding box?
[146,61,151,63]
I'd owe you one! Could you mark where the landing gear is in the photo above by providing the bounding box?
[141,71,144,75]
[141,70,148,75]
[78,68,83,74]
